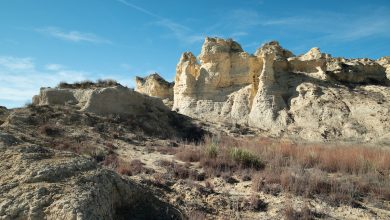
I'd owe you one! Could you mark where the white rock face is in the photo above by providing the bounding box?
[171,37,390,142]
[135,73,174,100]
[172,37,262,123]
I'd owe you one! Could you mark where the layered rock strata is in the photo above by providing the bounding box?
[167,37,390,142]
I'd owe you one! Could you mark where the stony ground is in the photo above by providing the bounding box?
[1,105,389,219]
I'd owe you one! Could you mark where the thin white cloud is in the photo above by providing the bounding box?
[0,56,35,70]
[45,63,65,71]
[116,0,204,44]
[214,7,390,45]
[261,17,311,26]
[115,0,162,19]
[120,63,132,72]
[322,16,390,42]
[36,27,112,44]
[231,32,249,39]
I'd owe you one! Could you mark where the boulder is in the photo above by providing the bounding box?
[0,141,181,219]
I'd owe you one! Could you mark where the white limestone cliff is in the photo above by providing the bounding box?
[170,37,390,142]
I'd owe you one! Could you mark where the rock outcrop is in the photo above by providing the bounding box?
[327,58,388,84]
[33,85,168,117]
[377,56,390,80]
[0,135,181,220]
[135,73,174,100]
[30,83,204,141]
[167,37,390,142]
[135,73,174,108]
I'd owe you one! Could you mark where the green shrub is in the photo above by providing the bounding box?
[229,147,263,169]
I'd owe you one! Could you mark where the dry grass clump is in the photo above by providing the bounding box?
[160,160,205,181]
[57,79,119,89]
[175,135,390,207]
[273,142,390,174]
[102,154,151,176]
[246,195,268,212]
[155,146,178,155]
[284,204,314,220]
[49,139,106,161]
[175,148,201,162]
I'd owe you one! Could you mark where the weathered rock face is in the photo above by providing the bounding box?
[173,37,262,118]
[135,73,174,100]
[377,56,390,80]
[171,37,390,142]
[30,84,204,141]
[32,85,168,117]
[0,135,181,220]
[135,73,174,108]
[327,58,388,84]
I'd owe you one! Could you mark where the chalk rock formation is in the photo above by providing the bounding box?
[173,38,262,119]
[135,73,174,99]
[135,73,174,107]
[288,47,330,81]
[327,58,388,83]
[0,135,180,220]
[32,85,168,116]
[171,37,390,142]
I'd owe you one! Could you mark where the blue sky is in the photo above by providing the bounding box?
[1,0,389,108]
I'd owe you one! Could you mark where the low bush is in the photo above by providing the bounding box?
[229,147,264,169]
[39,124,62,136]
